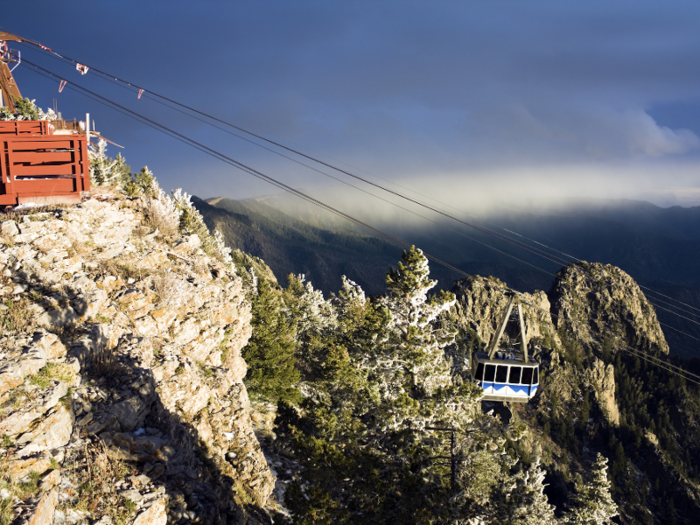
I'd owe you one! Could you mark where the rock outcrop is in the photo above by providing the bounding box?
[452,275,561,355]
[550,262,669,354]
[449,262,692,523]
[583,358,620,426]
[1,190,274,524]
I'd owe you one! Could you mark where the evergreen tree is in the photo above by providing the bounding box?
[243,277,300,402]
[485,459,557,525]
[568,453,618,524]
[381,246,458,397]
[88,139,131,186]
[122,166,156,197]
[276,247,528,523]
[284,274,337,340]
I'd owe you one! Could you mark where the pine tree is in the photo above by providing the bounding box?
[89,139,131,186]
[284,274,337,338]
[487,459,557,525]
[8,97,40,120]
[122,166,155,197]
[243,277,300,402]
[276,248,501,523]
[568,453,618,524]
[381,246,457,397]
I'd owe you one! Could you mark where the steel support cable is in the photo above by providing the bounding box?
[21,58,556,280]
[492,224,700,317]
[25,41,700,323]
[19,61,698,377]
[467,222,700,319]
[494,223,700,318]
[24,79,700,386]
[645,299,700,327]
[21,59,478,284]
[465,219,700,320]
[657,322,700,343]
[644,294,700,321]
[19,66,404,248]
[620,348,696,383]
[114,97,558,277]
[17,41,700,322]
[498,227,579,262]
[20,43,570,269]
[136,91,561,277]
[25,61,700,385]
[637,286,700,315]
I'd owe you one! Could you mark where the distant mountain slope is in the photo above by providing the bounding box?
[192,196,400,295]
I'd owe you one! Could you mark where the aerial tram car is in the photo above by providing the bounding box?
[472,295,539,403]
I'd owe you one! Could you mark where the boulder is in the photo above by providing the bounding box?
[25,487,58,525]
[0,381,68,437]
[132,498,167,525]
[16,404,74,454]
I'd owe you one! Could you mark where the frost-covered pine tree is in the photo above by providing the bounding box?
[382,246,457,395]
[89,139,117,185]
[171,188,235,268]
[487,459,558,525]
[362,245,464,436]
[88,139,131,186]
[278,247,491,523]
[285,274,337,337]
[568,453,618,525]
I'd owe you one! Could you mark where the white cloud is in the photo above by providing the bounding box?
[623,110,700,156]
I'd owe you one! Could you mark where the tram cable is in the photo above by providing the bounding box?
[17,37,700,317]
[18,57,700,387]
[20,59,476,283]
[20,56,558,279]
[18,42,570,269]
[21,39,700,323]
[513,294,700,385]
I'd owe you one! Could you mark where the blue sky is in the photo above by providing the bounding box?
[4,1,700,207]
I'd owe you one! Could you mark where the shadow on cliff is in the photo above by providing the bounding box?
[41,299,272,525]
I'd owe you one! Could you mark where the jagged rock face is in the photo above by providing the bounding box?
[0,191,274,524]
[550,262,669,355]
[452,276,561,354]
[583,358,620,426]
[453,272,627,427]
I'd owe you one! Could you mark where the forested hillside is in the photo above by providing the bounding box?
[235,241,700,524]
[193,197,400,295]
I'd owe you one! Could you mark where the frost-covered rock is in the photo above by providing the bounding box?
[453,275,560,355]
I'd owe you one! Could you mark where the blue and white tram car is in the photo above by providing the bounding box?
[472,351,539,403]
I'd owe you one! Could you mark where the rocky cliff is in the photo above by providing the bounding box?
[450,264,700,523]
[550,261,669,355]
[0,189,274,524]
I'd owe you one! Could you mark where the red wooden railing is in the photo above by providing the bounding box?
[0,120,89,206]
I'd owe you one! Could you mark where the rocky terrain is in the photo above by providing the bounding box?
[0,189,275,524]
[450,263,700,523]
